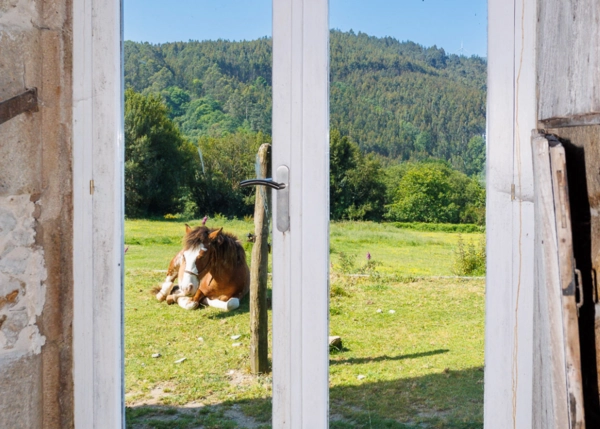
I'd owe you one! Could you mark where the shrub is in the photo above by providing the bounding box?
[336,252,356,274]
[385,161,485,224]
[452,235,486,276]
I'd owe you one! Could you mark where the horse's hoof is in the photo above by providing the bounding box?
[166,295,176,305]
[156,292,166,302]
[179,298,199,310]
[226,298,240,311]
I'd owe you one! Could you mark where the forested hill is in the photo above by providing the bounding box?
[125,30,487,175]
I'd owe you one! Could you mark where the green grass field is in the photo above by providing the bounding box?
[125,218,485,429]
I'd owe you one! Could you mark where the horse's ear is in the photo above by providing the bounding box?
[185,224,191,234]
[209,227,223,241]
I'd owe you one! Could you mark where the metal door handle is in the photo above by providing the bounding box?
[240,165,290,232]
[240,178,286,190]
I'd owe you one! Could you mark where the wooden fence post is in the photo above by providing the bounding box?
[250,143,271,374]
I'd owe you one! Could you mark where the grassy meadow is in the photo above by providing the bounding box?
[125,218,485,429]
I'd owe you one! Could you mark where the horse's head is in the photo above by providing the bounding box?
[177,224,211,295]
[195,226,224,272]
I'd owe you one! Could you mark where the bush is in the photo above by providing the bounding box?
[385,161,485,224]
[452,235,486,276]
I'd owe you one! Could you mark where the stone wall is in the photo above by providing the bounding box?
[0,0,73,427]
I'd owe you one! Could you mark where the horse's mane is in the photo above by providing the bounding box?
[207,231,246,274]
[184,226,210,250]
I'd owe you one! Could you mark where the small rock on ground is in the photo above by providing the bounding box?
[328,336,342,349]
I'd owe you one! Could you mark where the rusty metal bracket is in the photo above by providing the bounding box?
[0,88,38,125]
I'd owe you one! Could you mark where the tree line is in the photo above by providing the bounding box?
[125,88,485,224]
[124,30,487,177]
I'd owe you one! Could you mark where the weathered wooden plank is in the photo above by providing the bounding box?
[549,143,586,429]
[532,135,587,428]
[546,127,600,285]
[538,0,600,121]
[250,143,271,375]
[532,134,569,429]
[547,125,600,403]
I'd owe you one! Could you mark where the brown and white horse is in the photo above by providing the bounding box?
[154,225,250,311]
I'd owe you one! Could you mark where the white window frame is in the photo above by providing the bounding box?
[71,0,330,427]
[271,0,330,427]
[72,0,542,427]
[73,0,124,426]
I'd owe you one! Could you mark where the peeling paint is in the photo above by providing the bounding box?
[0,194,46,357]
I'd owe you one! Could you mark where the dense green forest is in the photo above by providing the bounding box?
[124,31,486,223]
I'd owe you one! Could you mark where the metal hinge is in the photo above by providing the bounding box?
[575,268,584,316]
[0,88,38,125]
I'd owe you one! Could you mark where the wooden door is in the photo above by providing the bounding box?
[532,134,585,429]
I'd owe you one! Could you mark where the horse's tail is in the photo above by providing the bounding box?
[150,285,161,296]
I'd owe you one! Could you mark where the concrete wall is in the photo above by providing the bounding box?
[0,0,73,427]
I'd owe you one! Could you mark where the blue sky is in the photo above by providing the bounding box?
[125,0,487,57]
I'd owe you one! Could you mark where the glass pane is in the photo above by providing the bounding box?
[328,1,487,427]
[123,1,274,427]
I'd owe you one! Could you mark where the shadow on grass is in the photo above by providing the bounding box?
[126,367,483,429]
[329,349,449,365]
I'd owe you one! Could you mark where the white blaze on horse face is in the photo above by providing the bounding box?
[180,246,205,295]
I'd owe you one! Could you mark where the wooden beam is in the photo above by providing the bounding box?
[539,113,600,129]
[0,88,38,125]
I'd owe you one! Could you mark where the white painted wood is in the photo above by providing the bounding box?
[72,0,124,426]
[72,0,94,425]
[485,0,537,427]
[511,0,537,426]
[272,0,330,427]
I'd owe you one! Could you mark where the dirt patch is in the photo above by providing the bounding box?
[125,403,265,429]
[127,381,178,406]
[226,369,257,387]
[415,406,451,420]
[224,405,262,428]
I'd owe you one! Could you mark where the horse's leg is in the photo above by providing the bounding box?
[166,285,197,305]
[167,268,202,309]
[166,279,198,305]
[204,295,239,311]
[156,251,183,301]
[168,283,204,310]
[191,275,209,304]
